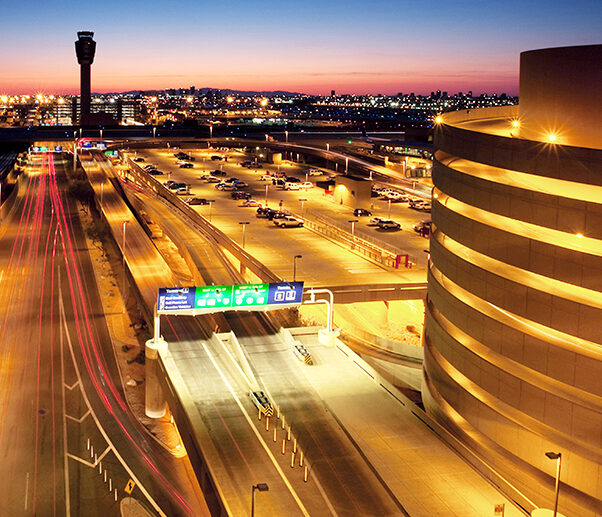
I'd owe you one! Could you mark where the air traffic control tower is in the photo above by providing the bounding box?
[74,31,96,126]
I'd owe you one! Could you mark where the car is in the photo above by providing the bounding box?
[385,192,409,202]
[241,199,262,207]
[223,177,240,183]
[377,219,401,230]
[409,198,427,210]
[185,197,209,205]
[420,202,432,212]
[232,180,247,188]
[148,169,164,175]
[210,155,222,161]
[173,152,186,158]
[205,175,220,183]
[164,180,177,187]
[305,168,323,176]
[284,182,301,191]
[215,183,236,191]
[179,162,194,168]
[143,164,157,170]
[300,181,313,189]
[256,207,270,218]
[260,174,273,181]
[253,163,263,169]
[240,160,253,167]
[211,169,226,176]
[353,208,372,217]
[133,157,145,162]
[413,220,432,233]
[168,182,187,191]
[274,216,304,228]
[231,191,251,200]
[175,186,190,195]
[368,216,388,226]
[272,178,286,188]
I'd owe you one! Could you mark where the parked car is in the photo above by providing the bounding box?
[385,192,409,202]
[223,177,240,184]
[377,219,401,230]
[164,180,177,187]
[211,169,226,176]
[175,186,190,195]
[231,191,251,200]
[148,169,164,175]
[274,216,304,228]
[186,197,209,205]
[232,180,248,188]
[143,165,157,171]
[256,207,270,218]
[272,178,286,188]
[240,160,253,167]
[353,208,372,217]
[133,157,145,162]
[284,182,301,191]
[205,175,220,183]
[168,182,187,191]
[413,220,432,233]
[260,174,273,181]
[300,181,313,189]
[420,202,432,212]
[179,162,194,168]
[368,216,387,226]
[409,198,427,210]
[305,168,323,176]
[210,155,222,161]
[215,182,236,191]
[241,199,262,207]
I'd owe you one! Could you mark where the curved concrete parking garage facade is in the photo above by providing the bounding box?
[424,45,602,517]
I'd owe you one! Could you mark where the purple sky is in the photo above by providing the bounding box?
[0,0,600,96]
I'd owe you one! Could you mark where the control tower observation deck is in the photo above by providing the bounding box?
[74,31,96,126]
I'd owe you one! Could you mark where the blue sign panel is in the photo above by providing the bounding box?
[81,141,93,149]
[158,287,195,312]
[32,146,40,152]
[54,146,63,152]
[97,142,107,150]
[268,282,304,305]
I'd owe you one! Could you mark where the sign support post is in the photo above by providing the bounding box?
[145,304,168,418]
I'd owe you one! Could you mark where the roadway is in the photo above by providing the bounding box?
[0,151,207,516]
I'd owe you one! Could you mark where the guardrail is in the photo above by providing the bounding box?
[317,282,427,303]
[124,156,282,284]
[295,208,417,269]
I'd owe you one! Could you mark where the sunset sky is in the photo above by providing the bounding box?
[1,0,600,96]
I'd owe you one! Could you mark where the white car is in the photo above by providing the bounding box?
[175,186,190,195]
[274,216,304,228]
[369,217,388,226]
[284,182,301,191]
[300,181,313,189]
[306,168,323,176]
[260,174,273,181]
[377,219,401,230]
[240,199,262,207]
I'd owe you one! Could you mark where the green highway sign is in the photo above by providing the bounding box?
[158,281,304,315]
[233,283,269,307]
[194,284,233,309]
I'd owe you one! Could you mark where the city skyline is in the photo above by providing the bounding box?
[1,0,600,96]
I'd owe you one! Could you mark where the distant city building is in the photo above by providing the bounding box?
[426,44,602,517]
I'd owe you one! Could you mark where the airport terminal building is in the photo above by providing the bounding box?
[425,45,602,516]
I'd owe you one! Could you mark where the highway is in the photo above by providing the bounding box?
[0,151,208,516]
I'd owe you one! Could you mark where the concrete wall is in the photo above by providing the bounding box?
[333,175,371,208]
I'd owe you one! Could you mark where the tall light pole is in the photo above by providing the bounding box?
[285,130,288,143]
[208,200,214,222]
[299,198,307,218]
[387,199,392,219]
[122,220,129,311]
[345,157,349,174]
[264,185,269,207]
[251,483,269,517]
[239,221,249,249]
[326,143,329,151]
[545,452,562,517]
[293,255,302,282]
[209,124,213,140]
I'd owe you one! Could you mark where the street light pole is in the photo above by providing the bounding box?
[299,198,307,218]
[208,200,214,222]
[239,221,249,249]
[545,452,562,517]
[345,157,349,174]
[293,255,302,282]
[285,130,288,143]
[122,220,129,312]
[265,185,269,207]
[388,199,392,219]
[251,483,269,517]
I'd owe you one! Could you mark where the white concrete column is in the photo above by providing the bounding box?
[145,336,168,418]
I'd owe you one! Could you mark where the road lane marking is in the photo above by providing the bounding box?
[201,339,311,517]
[58,294,167,517]
[65,409,90,423]
[24,472,29,510]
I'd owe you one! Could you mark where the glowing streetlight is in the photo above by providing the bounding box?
[434,115,443,124]
[285,130,288,143]
[265,184,269,207]
[345,157,349,174]
[326,143,330,151]
[548,134,557,142]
